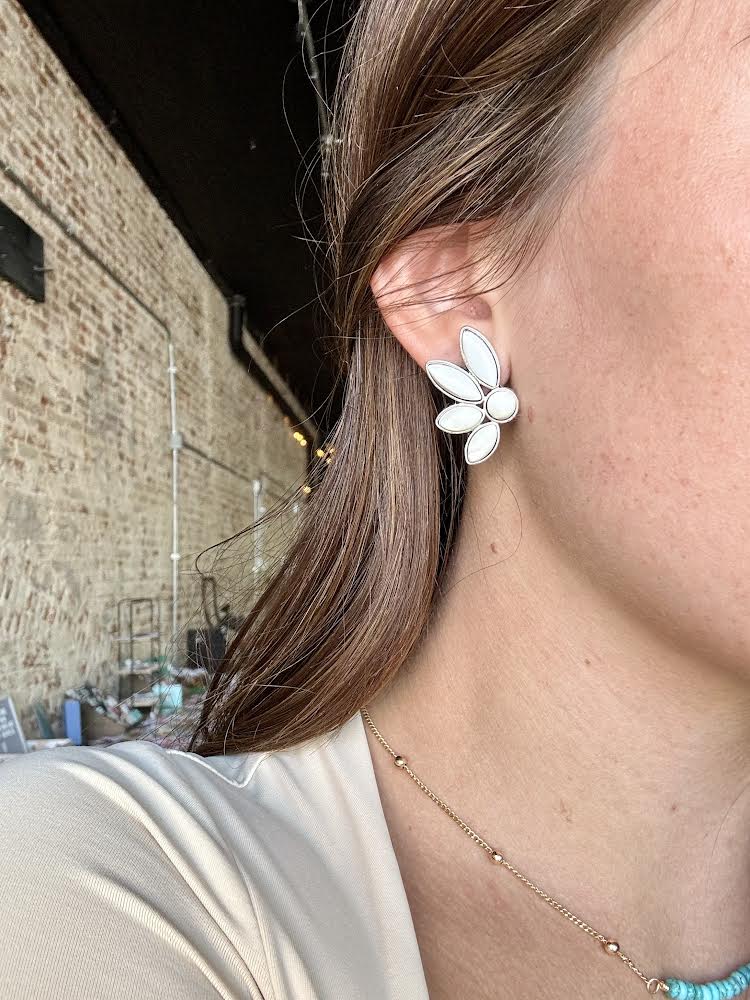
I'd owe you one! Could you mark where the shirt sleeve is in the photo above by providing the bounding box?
[0,748,271,1000]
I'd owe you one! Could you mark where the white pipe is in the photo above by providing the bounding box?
[252,477,263,584]
[167,341,181,645]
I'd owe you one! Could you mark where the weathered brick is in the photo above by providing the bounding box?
[0,0,310,735]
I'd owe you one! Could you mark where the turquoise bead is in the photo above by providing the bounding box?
[664,966,750,1000]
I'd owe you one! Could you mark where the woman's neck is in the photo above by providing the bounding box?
[364,475,750,991]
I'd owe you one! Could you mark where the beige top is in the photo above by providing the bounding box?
[0,709,429,999]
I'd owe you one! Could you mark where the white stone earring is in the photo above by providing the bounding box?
[425,325,519,465]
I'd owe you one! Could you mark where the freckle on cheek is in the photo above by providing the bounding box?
[527,405,534,423]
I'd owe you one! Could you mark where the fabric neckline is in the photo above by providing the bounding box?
[347,708,429,997]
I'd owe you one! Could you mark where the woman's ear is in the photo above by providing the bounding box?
[369,223,498,370]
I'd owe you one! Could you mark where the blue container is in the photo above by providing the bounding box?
[63,698,83,745]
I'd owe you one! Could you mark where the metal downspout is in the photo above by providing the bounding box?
[167,341,182,645]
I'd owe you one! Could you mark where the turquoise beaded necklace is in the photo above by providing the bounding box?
[361,707,749,997]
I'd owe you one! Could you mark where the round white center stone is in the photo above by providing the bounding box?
[485,387,519,422]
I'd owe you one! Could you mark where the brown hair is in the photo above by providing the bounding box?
[188,0,654,756]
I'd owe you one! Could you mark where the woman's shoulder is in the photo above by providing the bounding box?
[0,711,367,872]
[0,711,430,1000]
[0,734,279,877]
[0,722,356,911]
[0,729,275,815]
[0,722,339,851]
[0,737,277,1000]
[0,729,271,799]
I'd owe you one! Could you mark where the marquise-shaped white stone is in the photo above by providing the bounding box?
[485,386,519,423]
[465,421,500,464]
[435,403,484,434]
[425,361,483,403]
[460,326,500,388]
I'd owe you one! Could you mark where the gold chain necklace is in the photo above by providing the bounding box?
[360,706,748,999]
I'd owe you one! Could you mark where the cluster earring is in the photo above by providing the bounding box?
[425,325,519,465]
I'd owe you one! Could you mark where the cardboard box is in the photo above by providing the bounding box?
[81,703,129,742]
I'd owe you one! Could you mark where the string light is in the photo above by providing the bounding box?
[290,429,309,447]
[297,440,336,496]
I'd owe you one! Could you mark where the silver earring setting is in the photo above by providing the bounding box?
[425,325,519,465]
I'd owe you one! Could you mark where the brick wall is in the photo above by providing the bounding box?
[0,0,311,733]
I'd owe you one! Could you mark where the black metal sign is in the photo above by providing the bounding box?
[0,695,27,754]
[0,200,45,302]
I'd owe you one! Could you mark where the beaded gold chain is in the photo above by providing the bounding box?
[361,707,750,999]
